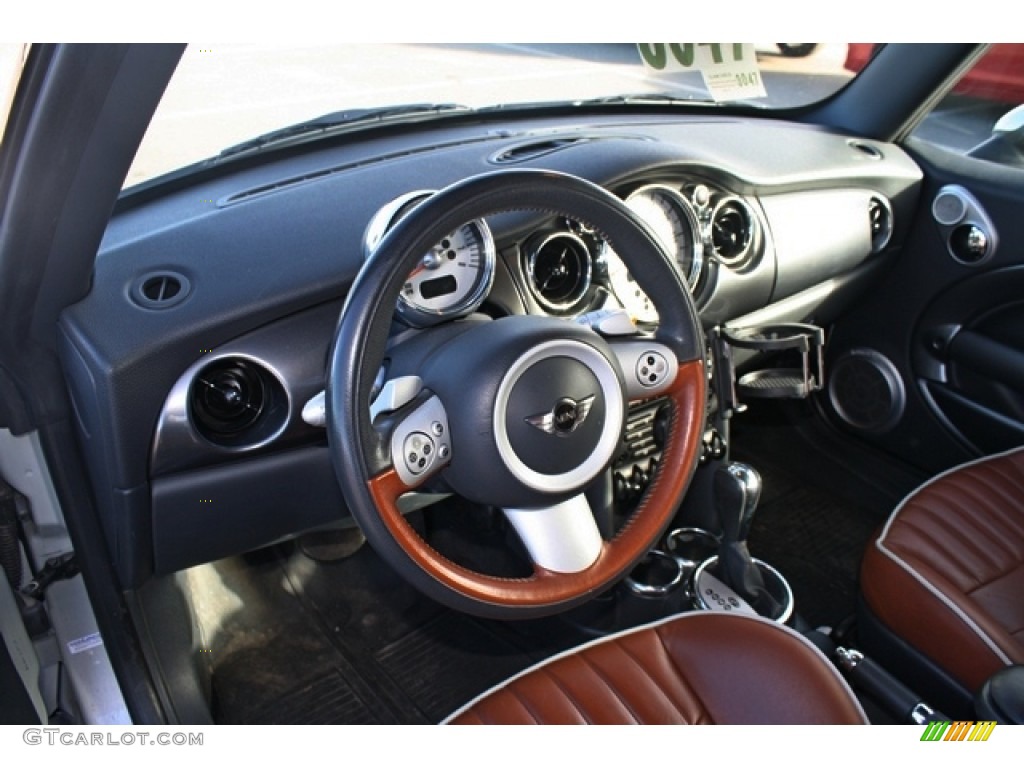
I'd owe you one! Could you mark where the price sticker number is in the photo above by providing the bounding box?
[637,44,767,103]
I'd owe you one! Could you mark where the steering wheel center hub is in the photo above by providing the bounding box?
[496,340,621,490]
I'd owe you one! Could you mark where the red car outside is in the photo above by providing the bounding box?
[845,43,1024,104]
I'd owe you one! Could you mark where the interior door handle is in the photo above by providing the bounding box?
[947,330,1024,391]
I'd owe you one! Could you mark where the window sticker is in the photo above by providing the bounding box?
[637,44,767,102]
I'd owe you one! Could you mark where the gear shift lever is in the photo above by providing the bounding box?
[712,462,783,619]
[715,463,761,542]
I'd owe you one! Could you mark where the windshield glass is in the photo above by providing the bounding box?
[126,43,856,188]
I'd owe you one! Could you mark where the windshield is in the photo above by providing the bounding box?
[126,43,856,188]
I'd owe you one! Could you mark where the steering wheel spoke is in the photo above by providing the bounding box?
[503,495,603,574]
[377,391,453,490]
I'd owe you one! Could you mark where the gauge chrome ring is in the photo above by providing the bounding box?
[624,183,704,289]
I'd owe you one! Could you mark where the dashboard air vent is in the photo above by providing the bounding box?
[869,196,894,253]
[189,357,285,447]
[492,137,589,164]
[849,140,883,160]
[711,197,754,266]
[490,134,648,165]
[523,232,593,314]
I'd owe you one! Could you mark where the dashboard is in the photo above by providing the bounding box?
[55,111,923,587]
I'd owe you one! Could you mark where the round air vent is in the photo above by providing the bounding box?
[828,349,905,434]
[710,197,754,266]
[524,231,593,314]
[869,196,894,253]
[130,271,191,309]
[189,357,286,447]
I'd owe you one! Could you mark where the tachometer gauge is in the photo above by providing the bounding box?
[363,191,496,327]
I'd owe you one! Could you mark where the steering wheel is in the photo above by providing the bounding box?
[327,169,706,619]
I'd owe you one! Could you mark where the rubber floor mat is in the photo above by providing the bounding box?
[242,669,385,725]
[194,531,594,724]
[374,612,536,722]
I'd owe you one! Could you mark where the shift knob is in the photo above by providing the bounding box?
[714,462,761,543]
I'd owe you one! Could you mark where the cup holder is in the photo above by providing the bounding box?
[692,555,794,624]
[664,527,720,570]
[713,322,825,402]
[625,550,684,597]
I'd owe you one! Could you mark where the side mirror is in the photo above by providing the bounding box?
[968,104,1024,165]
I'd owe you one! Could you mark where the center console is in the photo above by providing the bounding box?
[583,321,828,631]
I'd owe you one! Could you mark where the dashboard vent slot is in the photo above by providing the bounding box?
[490,134,648,165]
[869,196,894,253]
[849,140,883,159]
[491,137,592,163]
[189,357,286,447]
[130,271,191,309]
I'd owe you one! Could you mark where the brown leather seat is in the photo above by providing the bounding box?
[444,612,867,724]
[861,447,1024,693]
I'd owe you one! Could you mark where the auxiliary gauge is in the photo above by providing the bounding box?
[363,190,496,327]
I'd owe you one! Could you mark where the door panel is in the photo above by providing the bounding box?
[823,139,1024,473]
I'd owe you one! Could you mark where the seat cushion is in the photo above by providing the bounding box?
[861,447,1024,692]
[445,612,866,724]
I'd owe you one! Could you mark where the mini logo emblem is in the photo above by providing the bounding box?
[525,395,595,436]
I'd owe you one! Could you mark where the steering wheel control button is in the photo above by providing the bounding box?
[609,340,679,399]
[390,396,451,487]
[403,432,436,475]
[636,350,669,388]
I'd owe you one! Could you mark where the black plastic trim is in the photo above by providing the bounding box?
[857,596,975,720]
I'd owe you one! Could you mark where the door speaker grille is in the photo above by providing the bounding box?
[828,349,905,434]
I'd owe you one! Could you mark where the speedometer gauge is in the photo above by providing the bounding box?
[603,184,702,325]
[624,184,702,287]
[363,191,496,327]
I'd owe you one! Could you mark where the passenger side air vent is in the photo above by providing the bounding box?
[868,196,893,253]
[189,357,287,447]
[710,197,754,267]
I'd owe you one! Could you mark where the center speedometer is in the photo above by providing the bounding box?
[604,184,703,325]
[363,191,496,327]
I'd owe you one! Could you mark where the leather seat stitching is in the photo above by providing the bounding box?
[938,477,1024,557]
[573,646,643,724]
[964,560,1024,597]
[540,666,596,724]
[503,675,552,724]
[895,514,999,582]
[877,446,1024,547]
[874,537,1014,665]
[648,628,710,723]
